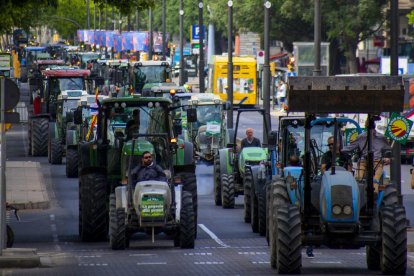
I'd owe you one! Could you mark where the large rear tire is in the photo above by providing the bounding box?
[275,205,302,274]
[221,174,235,209]
[50,138,63,165]
[243,168,252,223]
[109,194,126,250]
[66,148,79,178]
[213,155,222,206]
[380,205,407,275]
[79,173,108,242]
[180,191,195,249]
[31,118,48,156]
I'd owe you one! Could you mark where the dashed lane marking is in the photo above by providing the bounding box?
[78,263,108,266]
[198,224,230,248]
[137,262,167,265]
[238,252,267,255]
[184,253,213,256]
[194,261,224,265]
[252,261,270,264]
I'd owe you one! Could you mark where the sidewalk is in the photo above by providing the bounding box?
[6,161,49,210]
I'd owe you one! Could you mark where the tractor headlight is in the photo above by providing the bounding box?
[343,205,352,215]
[332,205,342,215]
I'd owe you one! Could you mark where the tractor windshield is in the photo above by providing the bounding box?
[62,99,79,115]
[139,66,168,83]
[196,105,222,125]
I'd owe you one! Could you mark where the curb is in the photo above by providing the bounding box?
[11,201,49,210]
[0,248,41,268]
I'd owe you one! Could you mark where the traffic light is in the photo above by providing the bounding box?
[287,56,295,73]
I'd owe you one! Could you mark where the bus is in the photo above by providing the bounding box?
[207,55,257,106]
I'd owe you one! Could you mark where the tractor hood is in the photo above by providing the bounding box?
[240,147,267,162]
[123,139,155,156]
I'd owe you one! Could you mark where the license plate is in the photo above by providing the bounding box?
[141,195,164,217]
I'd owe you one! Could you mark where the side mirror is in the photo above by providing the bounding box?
[74,108,83,125]
[173,123,182,135]
[268,130,278,146]
[223,101,231,110]
[382,148,392,158]
[187,108,197,123]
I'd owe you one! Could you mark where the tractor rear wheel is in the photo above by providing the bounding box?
[213,155,222,206]
[258,192,266,236]
[243,168,252,223]
[221,174,235,209]
[66,148,79,177]
[275,205,302,274]
[50,138,63,164]
[380,205,407,275]
[31,118,48,156]
[381,185,398,206]
[179,191,195,249]
[268,179,289,253]
[79,173,108,242]
[109,194,126,250]
[179,172,198,238]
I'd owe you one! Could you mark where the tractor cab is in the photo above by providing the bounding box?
[130,61,172,94]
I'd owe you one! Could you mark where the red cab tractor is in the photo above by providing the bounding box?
[29,69,91,157]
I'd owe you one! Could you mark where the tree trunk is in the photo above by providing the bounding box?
[345,42,358,74]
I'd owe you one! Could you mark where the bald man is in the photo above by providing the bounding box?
[241,128,261,149]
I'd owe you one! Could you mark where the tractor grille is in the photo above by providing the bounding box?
[331,185,353,219]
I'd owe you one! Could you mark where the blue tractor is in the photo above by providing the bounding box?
[267,76,407,274]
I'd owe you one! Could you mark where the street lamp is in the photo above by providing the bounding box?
[149,7,153,60]
[227,0,233,128]
[179,0,185,86]
[162,0,166,60]
[198,1,205,93]
[263,1,271,143]
[313,0,321,76]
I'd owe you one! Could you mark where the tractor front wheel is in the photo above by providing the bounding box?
[380,205,407,275]
[50,138,63,165]
[243,168,252,223]
[109,194,126,250]
[213,155,222,206]
[66,148,79,177]
[221,174,235,209]
[179,191,195,249]
[31,118,48,156]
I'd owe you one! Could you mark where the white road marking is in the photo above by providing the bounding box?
[194,261,224,265]
[252,261,270,264]
[310,261,342,264]
[129,254,157,257]
[238,252,267,255]
[184,253,212,256]
[137,262,167,265]
[78,263,108,266]
[198,224,230,248]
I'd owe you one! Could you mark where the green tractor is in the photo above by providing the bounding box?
[129,61,172,94]
[185,93,230,163]
[65,94,109,177]
[48,89,89,164]
[214,109,269,218]
[74,96,197,242]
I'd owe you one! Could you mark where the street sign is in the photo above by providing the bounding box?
[191,24,206,44]
[3,78,20,110]
[385,112,413,144]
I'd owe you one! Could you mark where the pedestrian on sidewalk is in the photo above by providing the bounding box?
[276,80,286,112]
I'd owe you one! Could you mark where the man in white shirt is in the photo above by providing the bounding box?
[276,80,287,111]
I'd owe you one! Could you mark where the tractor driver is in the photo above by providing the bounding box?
[241,128,261,150]
[129,151,167,186]
[320,136,352,174]
[125,109,140,140]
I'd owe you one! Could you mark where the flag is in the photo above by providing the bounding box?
[86,115,97,141]
[95,87,99,103]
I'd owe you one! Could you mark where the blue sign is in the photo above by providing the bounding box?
[287,72,297,77]
[191,25,206,44]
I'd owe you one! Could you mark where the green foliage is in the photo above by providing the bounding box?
[407,10,414,25]
[93,0,155,15]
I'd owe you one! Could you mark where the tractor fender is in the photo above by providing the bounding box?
[78,141,107,176]
[250,164,267,196]
[48,122,58,140]
[218,148,233,175]
[66,128,78,147]
[283,166,303,205]
[115,186,128,210]
[183,141,194,165]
